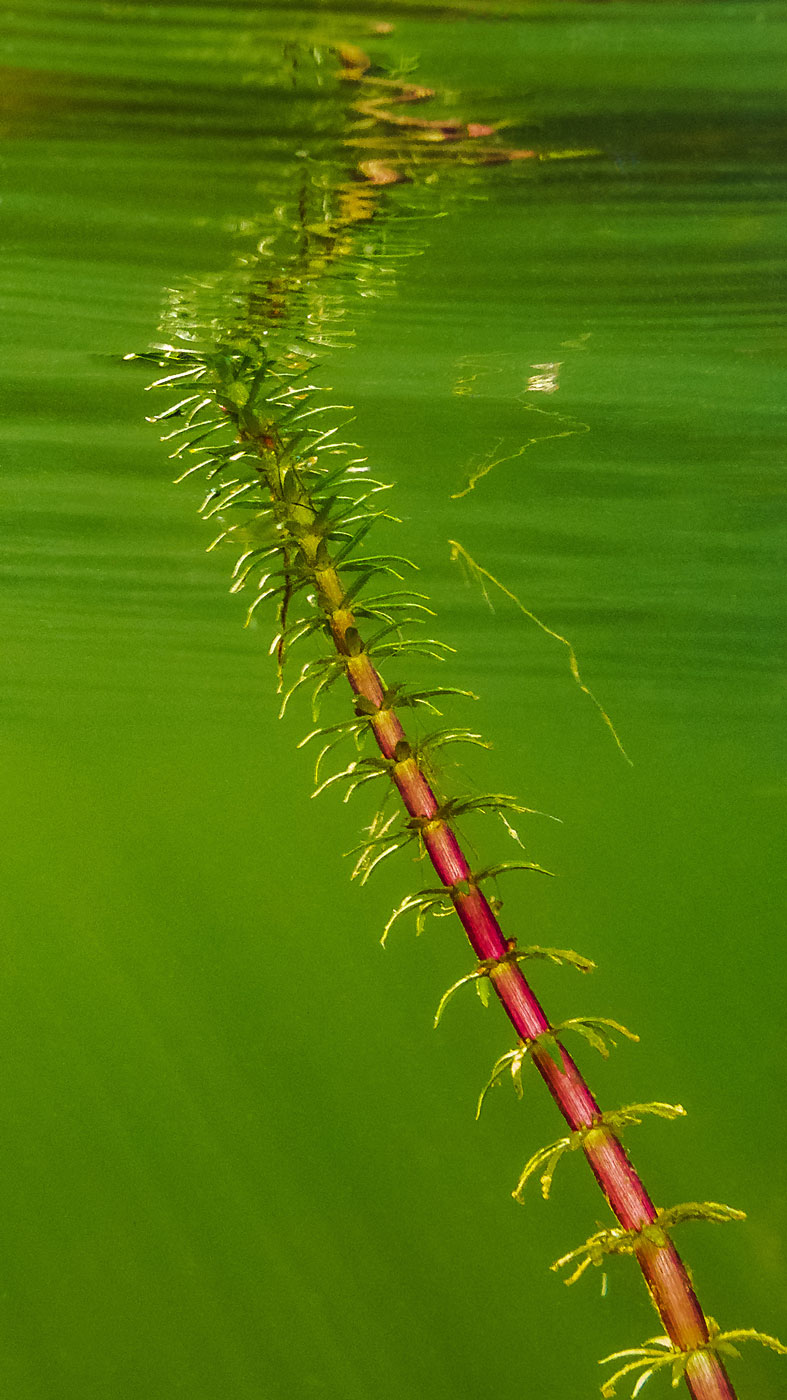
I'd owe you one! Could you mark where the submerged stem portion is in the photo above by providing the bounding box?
[133,36,770,1400]
[145,339,735,1398]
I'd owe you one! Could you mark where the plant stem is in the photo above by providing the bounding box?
[247,431,736,1400]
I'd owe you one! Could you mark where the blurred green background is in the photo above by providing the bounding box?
[1,2,785,1397]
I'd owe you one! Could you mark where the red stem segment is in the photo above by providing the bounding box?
[260,446,737,1399]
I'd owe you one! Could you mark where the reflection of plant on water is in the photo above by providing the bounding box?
[132,33,785,1400]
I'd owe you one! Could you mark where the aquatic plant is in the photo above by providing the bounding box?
[134,37,783,1400]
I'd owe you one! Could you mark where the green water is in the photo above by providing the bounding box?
[2,4,785,1398]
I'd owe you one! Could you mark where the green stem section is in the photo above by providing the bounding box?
[249,428,736,1400]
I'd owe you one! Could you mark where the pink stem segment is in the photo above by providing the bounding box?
[348,618,734,1398]
[259,442,737,1400]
